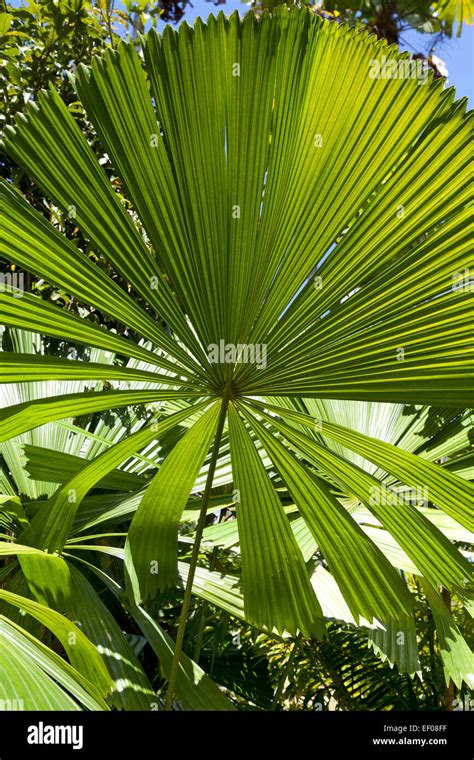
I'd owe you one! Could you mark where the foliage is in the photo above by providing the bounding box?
[0,7,472,711]
[251,0,473,40]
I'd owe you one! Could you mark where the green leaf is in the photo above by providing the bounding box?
[249,405,471,596]
[65,564,156,710]
[18,551,74,610]
[0,352,196,387]
[23,444,145,490]
[1,7,472,684]
[126,401,221,600]
[0,616,109,710]
[238,402,414,623]
[4,10,471,406]
[0,618,86,710]
[0,291,195,379]
[29,401,211,553]
[0,495,29,534]
[75,41,218,354]
[0,588,114,698]
[367,616,421,676]
[422,580,474,689]
[129,602,236,710]
[228,404,325,637]
[0,13,13,36]
[249,400,473,531]
[434,0,473,30]
[73,555,237,710]
[0,180,202,378]
[0,388,201,443]
[178,560,245,623]
[0,541,54,557]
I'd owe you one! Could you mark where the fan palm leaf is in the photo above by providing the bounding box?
[0,8,472,706]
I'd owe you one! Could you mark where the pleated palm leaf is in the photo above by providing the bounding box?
[0,327,154,499]
[0,8,472,707]
[15,393,472,690]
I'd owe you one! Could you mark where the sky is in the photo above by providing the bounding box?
[402,20,473,103]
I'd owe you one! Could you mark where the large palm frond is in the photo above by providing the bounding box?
[0,8,472,707]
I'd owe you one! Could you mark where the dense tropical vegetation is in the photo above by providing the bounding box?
[0,3,472,711]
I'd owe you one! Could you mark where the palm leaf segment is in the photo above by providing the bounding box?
[1,9,472,639]
[434,0,474,31]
